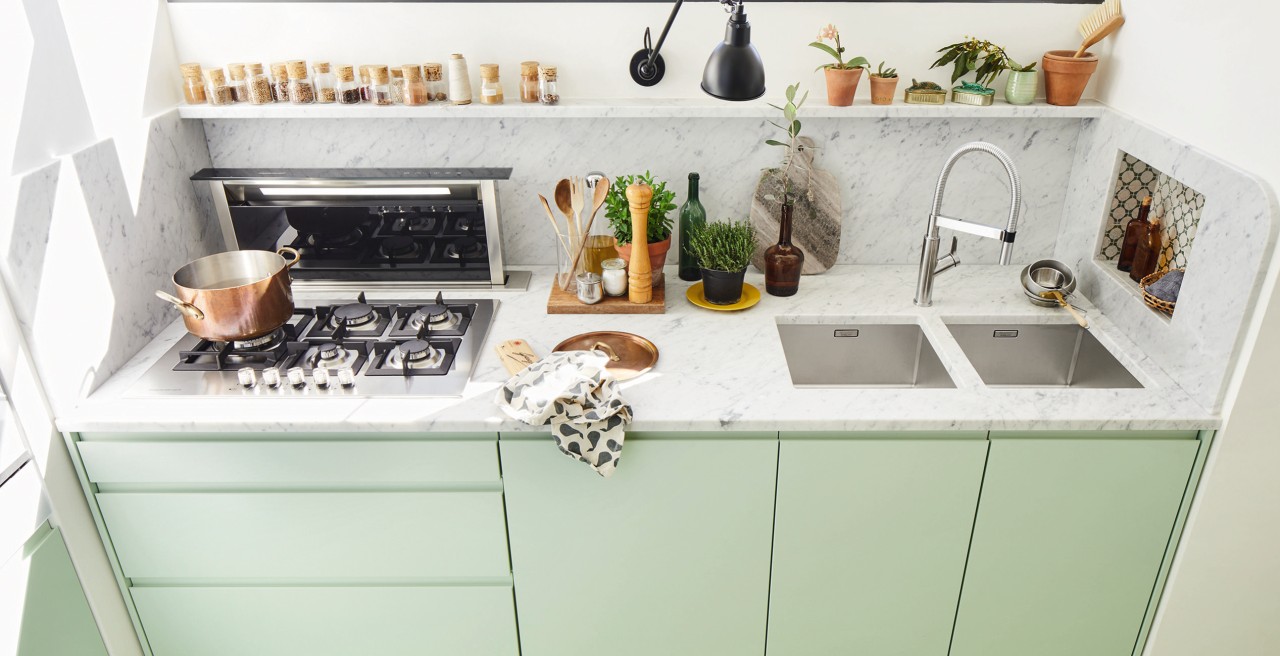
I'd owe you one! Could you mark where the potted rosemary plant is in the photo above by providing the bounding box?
[605,171,677,276]
[931,37,1013,106]
[868,62,899,105]
[810,24,868,106]
[689,219,757,305]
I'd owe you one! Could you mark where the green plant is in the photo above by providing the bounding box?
[688,220,757,272]
[604,172,677,245]
[931,36,1015,89]
[1008,58,1037,73]
[765,83,809,204]
[871,61,898,79]
[809,24,869,71]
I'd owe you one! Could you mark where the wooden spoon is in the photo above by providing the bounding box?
[554,178,582,288]
[566,177,611,282]
[538,194,571,259]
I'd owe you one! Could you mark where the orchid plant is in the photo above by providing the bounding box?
[809,24,869,72]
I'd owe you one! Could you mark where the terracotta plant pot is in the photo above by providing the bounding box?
[700,268,747,305]
[823,67,864,106]
[616,237,671,283]
[868,76,899,105]
[1042,50,1098,106]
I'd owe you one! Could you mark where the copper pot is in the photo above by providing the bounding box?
[155,248,300,342]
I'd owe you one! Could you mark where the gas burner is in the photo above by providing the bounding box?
[385,339,444,370]
[456,216,474,232]
[388,214,437,233]
[378,236,421,259]
[307,228,364,249]
[232,328,286,351]
[409,305,461,332]
[305,341,367,372]
[330,302,377,328]
[444,236,484,260]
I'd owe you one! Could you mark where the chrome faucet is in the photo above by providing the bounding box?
[914,142,1022,307]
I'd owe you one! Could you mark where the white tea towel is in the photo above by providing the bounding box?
[496,350,632,477]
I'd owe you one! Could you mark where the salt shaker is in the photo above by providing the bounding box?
[576,272,604,305]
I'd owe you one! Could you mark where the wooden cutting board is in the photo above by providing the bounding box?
[547,274,666,314]
[749,136,842,275]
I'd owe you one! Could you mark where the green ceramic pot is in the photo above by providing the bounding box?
[1004,70,1039,106]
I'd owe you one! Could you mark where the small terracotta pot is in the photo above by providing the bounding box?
[868,76,899,105]
[1042,50,1098,106]
[823,67,864,106]
[616,237,671,283]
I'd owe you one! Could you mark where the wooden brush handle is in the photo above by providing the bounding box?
[626,183,653,304]
[1076,15,1125,57]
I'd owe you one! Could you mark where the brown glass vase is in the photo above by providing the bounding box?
[764,203,804,296]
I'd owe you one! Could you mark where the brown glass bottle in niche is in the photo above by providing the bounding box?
[1117,195,1152,272]
[764,203,804,296]
[1129,215,1164,283]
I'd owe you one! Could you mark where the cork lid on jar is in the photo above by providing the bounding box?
[247,62,264,76]
[520,61,539,77]
[391,68,404,80]
[450,53,465,60]
[271,62,288,79]
[228,63,246,80]
[479,64,499,81]
[401,65,423,82]
[179,62,203,79]
[423,63,443,81]
[286,60,308,80]
[337,65,355,83]
[539,66,558,80]
[313,62,331,74]
[370,65,390,85]
[207,67,227,86]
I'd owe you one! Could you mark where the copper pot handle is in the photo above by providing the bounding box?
[591,342,621,362]
[277,246,301,269]
[155,290,205,320]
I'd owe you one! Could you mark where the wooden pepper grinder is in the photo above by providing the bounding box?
[626,183,653,304]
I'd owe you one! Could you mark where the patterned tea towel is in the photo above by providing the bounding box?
[496,350,633,477]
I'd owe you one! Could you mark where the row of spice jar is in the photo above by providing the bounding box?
[179,58,559,106]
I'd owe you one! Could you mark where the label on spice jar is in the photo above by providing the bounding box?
[482,87,499,96]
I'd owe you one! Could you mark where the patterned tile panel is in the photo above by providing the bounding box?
[1098,152,1205,270]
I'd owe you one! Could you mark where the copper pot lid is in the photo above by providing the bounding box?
[552,331,658,381]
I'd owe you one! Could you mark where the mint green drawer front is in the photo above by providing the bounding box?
[78,440,497,485]
[132,585,518,656]
[97,491,510,580]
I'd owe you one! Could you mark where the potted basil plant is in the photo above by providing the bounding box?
[605,171,677,276]
[810,24,869,106]
[689,219,757,305]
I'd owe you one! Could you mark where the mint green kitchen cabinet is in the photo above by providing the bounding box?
[500,435,778,656]
[0,522,108,656]
[767,437,989,655]
[949,436,1200,656]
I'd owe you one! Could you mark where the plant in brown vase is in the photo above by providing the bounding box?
[762,83,807,297]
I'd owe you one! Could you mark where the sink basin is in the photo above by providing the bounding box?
[946,323,1142,388]
[777,323,955,388]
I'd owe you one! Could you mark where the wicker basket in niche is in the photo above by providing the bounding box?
[1140,268,1184,315]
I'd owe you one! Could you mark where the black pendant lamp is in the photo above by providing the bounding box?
[630,0,765,102]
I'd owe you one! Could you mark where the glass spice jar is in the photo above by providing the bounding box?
[479,64,503,104]
[227,63,248,102]
[519,61,539,103]
[247,63,274,104]
[369,65,395,106]
[312,62,337,103]
[335,65,362,104]
[359,65,373,102]
[423,63,448,103]
[286,60,315,104]
[270,62,290,102]
[179,62,206,104]
[207,67,234,105]
[389,68,405,104]
[402,65,429,106]
[539,65,560,105]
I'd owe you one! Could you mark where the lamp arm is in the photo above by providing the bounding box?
[644,0,686,66]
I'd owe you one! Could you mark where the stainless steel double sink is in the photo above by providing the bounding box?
[777,321,1143,389]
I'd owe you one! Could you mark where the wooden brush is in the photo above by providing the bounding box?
[1076,0,1125,57]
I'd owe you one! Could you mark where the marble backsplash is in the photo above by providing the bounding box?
[201,116,1086,267]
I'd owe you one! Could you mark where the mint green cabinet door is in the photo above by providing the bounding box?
[950,438,1199,656]
[0,523,108,656]
[768,439,988,655]
[500,438,777,656]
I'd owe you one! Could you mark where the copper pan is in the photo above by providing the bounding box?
[155,247,300,342]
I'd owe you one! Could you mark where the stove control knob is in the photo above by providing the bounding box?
[262,367,282,388]
[337,366,356,388]
[286,367,307,389]
[237,367,257,389]
[312,368,331,389]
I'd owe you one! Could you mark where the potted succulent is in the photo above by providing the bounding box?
[689,219,757,305]
[868,62,899,105]
[810,24,868,106]
[1003,58,1038,105]
[1042,50,1098,106]
[605,171,677,275]
[931,36,1013,106]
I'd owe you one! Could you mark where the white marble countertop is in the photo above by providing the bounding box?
[58,265,1217,434]
[176,97,1107,120]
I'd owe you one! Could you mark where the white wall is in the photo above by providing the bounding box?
[1095,2,1280,655]
[168,2,1094,101]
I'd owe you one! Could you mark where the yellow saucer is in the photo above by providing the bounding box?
[686,282,762,311]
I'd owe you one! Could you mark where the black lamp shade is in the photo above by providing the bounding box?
[701,5,765,101]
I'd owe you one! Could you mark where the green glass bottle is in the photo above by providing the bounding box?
[678,172,707,281]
